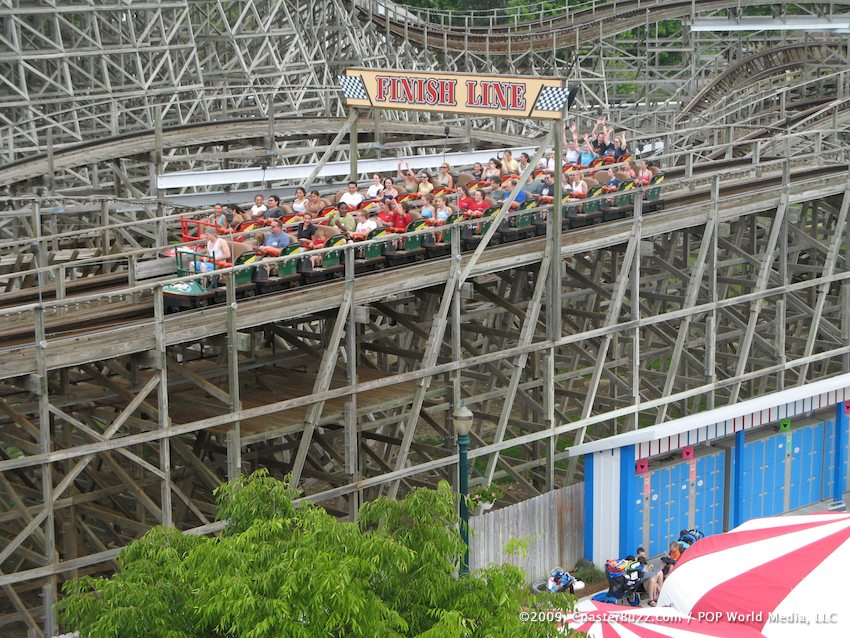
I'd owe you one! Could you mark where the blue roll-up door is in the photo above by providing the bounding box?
[741,433,786,520]
[647,466,670,557]
[646,454,723,557]
[631,471,644,554]
[819,418,847,502]
[789,423,824,510]
[693,453,725,537]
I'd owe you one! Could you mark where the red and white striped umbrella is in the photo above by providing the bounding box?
[658,513,850,637]
[562,600,763,637]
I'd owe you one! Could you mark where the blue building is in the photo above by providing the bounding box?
[572,375,850,566]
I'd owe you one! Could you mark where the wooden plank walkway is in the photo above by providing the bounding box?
[168,368,422,443]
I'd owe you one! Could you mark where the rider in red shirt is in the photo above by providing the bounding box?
[465,189,490,218]
[390,200,411,229]
[455,185,475,213]
[376,200,395,227]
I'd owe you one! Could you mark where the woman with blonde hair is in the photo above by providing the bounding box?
[366,173,383,199]
[252,230,267,248]
[636,161,652,186]
[437,162,454,188]
[397,160,419,193]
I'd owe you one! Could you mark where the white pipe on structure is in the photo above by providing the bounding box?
[691,17,850,32]
[156,147,537,190]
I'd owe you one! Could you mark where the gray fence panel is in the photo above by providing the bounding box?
[468,483,584,582]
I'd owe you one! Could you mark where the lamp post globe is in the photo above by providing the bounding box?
[453,405,473,436]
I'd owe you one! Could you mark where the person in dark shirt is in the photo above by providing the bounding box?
[486,176,506,201]
[536,174,556,198]
[471,162,484,181]
[611,135,628,161]
[590,116,612,155]
[296,212,317,241]
[265,195,284,219]
[593,133,611,156]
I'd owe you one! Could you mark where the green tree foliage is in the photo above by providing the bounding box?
[59,471,571,638]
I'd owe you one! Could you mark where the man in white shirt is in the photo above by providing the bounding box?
[250,194,267,219]
[339,181,365,209]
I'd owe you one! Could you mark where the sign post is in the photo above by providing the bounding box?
[349,110,359,182]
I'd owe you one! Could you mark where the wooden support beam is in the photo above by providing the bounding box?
[386,242,462,499]
[166,356,230,405]
[728,193,789,404]
[656,180,718,423]
[290,286,352,486]
[483,252,550,484]
[567,216,642,481]
[797,173,850,383]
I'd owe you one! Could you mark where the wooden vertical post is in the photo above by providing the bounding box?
[226,272,242,481]
[153,287,173,526]
[349,110,359,182]
[546,119,563,489]
[344,247,360,519]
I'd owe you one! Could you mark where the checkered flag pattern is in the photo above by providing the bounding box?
[534,86,571,111]
[339,75,368,100]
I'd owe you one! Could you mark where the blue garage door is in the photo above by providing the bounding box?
[645,452,724,557]
[624,471,645,558]
[818,418,848,502]
[736,418,847,522]
[693,453,725,537]
[740,432,787,520]
[647,463,689,557]
[789,422,825,510]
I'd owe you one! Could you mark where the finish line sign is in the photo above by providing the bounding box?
[340,69,571,120]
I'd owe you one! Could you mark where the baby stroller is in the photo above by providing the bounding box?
[531,567,586,595]
[592,558,643,606]
[677,529,704,552]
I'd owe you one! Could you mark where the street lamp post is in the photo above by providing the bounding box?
[453,405,473,576]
